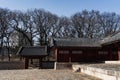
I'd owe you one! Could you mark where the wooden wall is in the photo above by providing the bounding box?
[55,47,118,62]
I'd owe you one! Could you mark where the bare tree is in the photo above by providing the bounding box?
[99,12,120,37]
[57,17,74,38]
[71,12,85,38]
[33,9,59,45]
[0,8,13,61]
[71,10,102,39]
[10,11,36,46]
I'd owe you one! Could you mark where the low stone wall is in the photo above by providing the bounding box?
[29,61,54,69]
[81,67,119,80]
[105,61,120,64]
[42,61,54,69]
[72,64,120,80]
[0,61,25,70]
[54,62,72,70]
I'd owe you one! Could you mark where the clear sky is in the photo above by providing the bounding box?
[0,0,120,17]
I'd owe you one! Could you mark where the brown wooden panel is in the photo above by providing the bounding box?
[57,54,69,62]
[55,47,119,62]
[71,54,84,62]
[112,51,118,60]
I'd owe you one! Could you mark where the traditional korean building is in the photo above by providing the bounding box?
[17,31,120,69]
[50,32,120,62]
[18,46,47,69]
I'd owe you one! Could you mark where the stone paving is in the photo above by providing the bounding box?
[0,69,101,80]
[83,63,120,71]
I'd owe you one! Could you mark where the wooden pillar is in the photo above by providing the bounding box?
[25,58,29,69]
[39,58,42,69]
[69,50,71,63]
[55,48,58,62]
[118,48,120,60]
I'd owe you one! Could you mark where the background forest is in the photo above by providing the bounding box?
[0,8,120,60]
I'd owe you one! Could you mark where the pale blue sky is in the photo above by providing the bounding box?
[0,0,120,17]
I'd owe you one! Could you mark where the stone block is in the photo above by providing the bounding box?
[72,64,120,80]
[54,62,72,70]
[105,61,120,64]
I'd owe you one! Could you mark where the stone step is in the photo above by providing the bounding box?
[72,64,120,80]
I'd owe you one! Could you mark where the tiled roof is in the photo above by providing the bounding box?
[50,31,120,47]
[101,31,120,45]
[51,38,101,47]
[18,46,47,56]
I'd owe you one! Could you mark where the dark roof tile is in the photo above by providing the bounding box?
[52,38,101,47]
[18,46,47,56]
[101,31,120,45]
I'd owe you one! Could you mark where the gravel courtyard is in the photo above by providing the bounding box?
[0,69,101,80]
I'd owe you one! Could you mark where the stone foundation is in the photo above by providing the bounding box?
[0,61,25,70]
[105,61,120,64]
[73,64,120,80]
[54,62,72,70]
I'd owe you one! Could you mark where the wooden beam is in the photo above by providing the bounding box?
[25,58,29,69]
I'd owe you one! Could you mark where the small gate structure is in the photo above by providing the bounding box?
[18,46,47,69]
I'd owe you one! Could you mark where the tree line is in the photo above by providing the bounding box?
[0,8,120,57]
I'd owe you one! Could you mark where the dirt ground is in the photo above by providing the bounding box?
[0,59,102,80]
[0,69,101,80]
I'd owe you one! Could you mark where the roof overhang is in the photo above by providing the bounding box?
[101,39,120,46]
[18,46,48,57]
